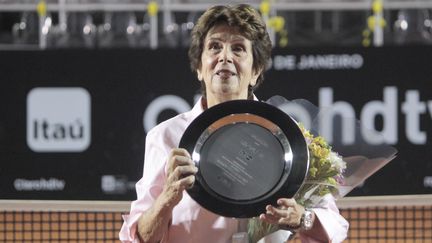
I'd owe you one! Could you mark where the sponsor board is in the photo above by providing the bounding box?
[0,47,431,200]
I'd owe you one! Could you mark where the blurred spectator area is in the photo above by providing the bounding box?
[0,0,432,49]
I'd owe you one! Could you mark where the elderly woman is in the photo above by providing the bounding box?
[120,4,348,243]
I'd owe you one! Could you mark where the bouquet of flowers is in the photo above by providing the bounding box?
[247,96,397,243]
[247,124,346,242]
[294,125,346,208]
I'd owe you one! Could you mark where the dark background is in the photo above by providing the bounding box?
[1,46,431,200]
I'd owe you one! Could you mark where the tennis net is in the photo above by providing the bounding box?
[1,195,431,242]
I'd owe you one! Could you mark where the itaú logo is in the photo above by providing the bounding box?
[26,87,91,152]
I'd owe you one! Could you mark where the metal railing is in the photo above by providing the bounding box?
[0,0,431,49]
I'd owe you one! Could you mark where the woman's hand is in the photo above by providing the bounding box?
[159,148,198,209]
[137,148,197,242]
[259,198,305,230]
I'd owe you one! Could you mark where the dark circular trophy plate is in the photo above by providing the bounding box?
[179,100,309,218]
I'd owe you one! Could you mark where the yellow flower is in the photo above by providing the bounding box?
[327,177,337,186]
[313,136,327,147]
[296,124,346,207]
[309,167,318,178]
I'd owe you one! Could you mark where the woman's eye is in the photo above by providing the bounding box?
[209,43,221,50]
[232,45,245,52]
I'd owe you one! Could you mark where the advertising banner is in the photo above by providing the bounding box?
[0,47,431,200]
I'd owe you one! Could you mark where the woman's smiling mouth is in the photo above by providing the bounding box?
[215,69,236,78]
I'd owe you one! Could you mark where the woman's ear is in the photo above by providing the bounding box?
[250,68,262,87]
[197,69,203,81]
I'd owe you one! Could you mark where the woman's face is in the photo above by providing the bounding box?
[197,23,260,107]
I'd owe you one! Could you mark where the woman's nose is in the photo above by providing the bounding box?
[218,47,233,64]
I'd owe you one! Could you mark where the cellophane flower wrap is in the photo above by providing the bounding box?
[247,96,397,242]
